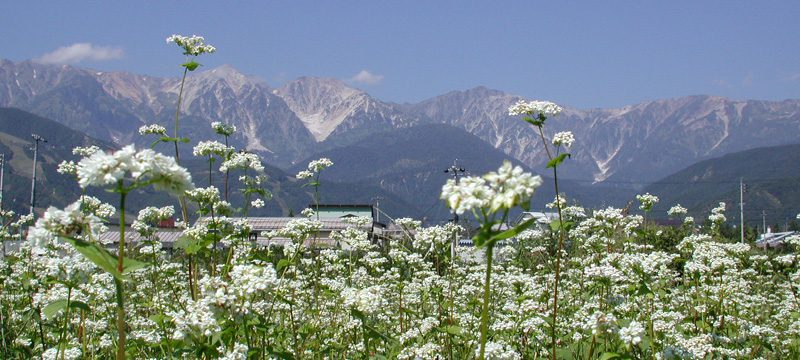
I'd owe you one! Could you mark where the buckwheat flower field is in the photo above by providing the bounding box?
[0,33,798,360]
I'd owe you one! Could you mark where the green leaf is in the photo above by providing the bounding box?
[62,236,123,280]
[444,325,463,336]
[148,313,172,326]
[471,223,494,247]
[122,257,149,275]
[599,353,621,360]
[546,153,571,169]
[182,60,200,71]
[277,259,291,272]
[488,218,537,244]
[550,220,573,231]
[43,299,90,319]
[351,309,395,344]
[63,236,149,280]
[523,116,544,127]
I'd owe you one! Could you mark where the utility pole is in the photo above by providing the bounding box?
[739,178,746,243]
[30,134,46,216]
[0,154,5,211]
[444,160,466,224]
[444,160,466,257]
[761,210,767,236]
[372,196,384,224]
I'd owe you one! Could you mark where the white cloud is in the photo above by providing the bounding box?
[35,43,124,65]
[349,69,384,85]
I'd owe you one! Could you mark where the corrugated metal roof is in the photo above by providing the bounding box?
[223,217,371,231]
[96,230,184,244]
[96,217,370,248]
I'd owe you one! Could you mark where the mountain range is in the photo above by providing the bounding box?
[645,143,800,227]
[1,59,799,219]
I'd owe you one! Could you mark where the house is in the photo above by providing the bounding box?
[97,204,385,250]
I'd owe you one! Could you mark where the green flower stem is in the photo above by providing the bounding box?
[115,186,127,360]
[224,135,230,202]
[478,243,494,360]
[57,286,73,359]
[172,64,195,301]
[550,161,566,360]
[208,156,213,187]
[533,117,567,360]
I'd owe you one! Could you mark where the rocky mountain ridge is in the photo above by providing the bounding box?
[2,59,799,185]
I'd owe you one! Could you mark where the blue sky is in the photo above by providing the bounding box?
[2,1,799,108]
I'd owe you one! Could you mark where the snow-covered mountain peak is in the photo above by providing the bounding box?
[275,77,369,141]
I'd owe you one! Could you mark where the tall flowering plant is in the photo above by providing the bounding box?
[164,34,215,226]
[27,145,193,360]
[508,99,571,360]
[441,160,542,359]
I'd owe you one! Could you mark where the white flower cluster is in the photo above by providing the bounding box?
[394,217,422,230]
[76,145,194,195]
[57,160,77,175]
[220,152,264,172]
[250,198,265,209]
[27,200,106,247]
[413,224,460,253]
[331,227,371,251]
[636,193,659,211]
[507,99,563,117]
[205,264,278,314]
[619,320,645,345]
[667,204,688,217]
[218,343,248,360]
[552,131,575,148]
[546,194,567,209]
[296,170,314,179]
[441,161,542,215]
[168,297,221,339]
[478,340,521,360]
[577,311,618,336]
[72,145,100,157]
[300,207,316,218]
[43,347,82,360]
[341,285,385,315]
[211,121,236,136]
[708,202,726,224]
[166,34,216,56]
[138,124,167,136]
[263,218,322,241]
[77,195,116,218]
[307,158,334,172]
[192,140,232,158]
[186,186,222,204]
[342,216,372,227]
[297,158,334,179]
[132,206,174,236]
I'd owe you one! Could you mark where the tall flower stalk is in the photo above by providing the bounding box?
[509,99,567,360]
[26,145,195,360]
[211,121,237,201]
[165,34,214,223]
[441,161,542,359]
[165,34,215,300]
